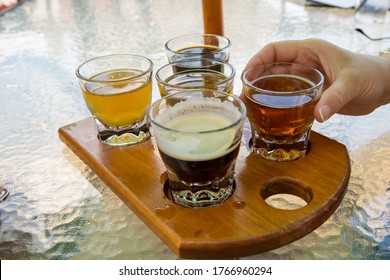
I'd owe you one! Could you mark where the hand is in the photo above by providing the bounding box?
[242,39,390,122]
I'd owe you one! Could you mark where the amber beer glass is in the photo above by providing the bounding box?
[241,62,324,161]
[156,58,235,97]
[165,34,231,64]
[149,90,246,208]
[76,54,153,146]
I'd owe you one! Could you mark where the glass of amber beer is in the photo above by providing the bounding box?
[241,62,324,161]
[165,34,231,63]
[149,90,246,208]
[76,54,153,146]
[156,58,235,97]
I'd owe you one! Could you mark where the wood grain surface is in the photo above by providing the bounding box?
[58,117,350,259]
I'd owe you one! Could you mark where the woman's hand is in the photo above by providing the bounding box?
[243,39,390,122]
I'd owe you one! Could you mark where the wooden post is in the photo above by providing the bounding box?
[202,0,224,35]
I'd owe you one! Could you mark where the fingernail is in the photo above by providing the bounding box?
[319,105,331,122]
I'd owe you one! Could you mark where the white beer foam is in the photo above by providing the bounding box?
[155,97,241,124]
[154,97,241,161]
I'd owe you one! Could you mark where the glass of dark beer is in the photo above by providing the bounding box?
[241,62,324,161]
[149,90,246,208]
[165,33,231,63]
[156,58,235,97]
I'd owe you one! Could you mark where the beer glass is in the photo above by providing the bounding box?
[156,58,235,97]
[149,90,246,208]
[241,62,324,161]
[165,33,231,63]
[76,54,153,146]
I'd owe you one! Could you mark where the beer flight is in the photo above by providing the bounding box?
[75,34,324,208]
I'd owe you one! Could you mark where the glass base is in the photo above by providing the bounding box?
[252,135,310,161]
[99,131,150,146]
[166,177,235,208]
[95,118,150,146]
[254,146,306,161]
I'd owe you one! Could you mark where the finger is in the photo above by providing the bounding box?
[314,79,350,122]
[244,39,313,71]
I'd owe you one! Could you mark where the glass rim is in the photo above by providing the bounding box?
[75,54,153,83]
[155,58,236,89]
[149,90,246,134]
[164,33,232,55]
[241,62,324,97]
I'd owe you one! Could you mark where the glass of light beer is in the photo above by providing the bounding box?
[241,62,324,161]
[76,54,153,146]
[165,33,231,63]
[156,58,235,97]
[149,90,246,208]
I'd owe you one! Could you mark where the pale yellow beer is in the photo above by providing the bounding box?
[82,70,151,128]
[76,54,153,146]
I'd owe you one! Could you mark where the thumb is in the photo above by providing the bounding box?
[314,79,350,122]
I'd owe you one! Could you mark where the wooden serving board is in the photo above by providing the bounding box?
[58,117,350,259]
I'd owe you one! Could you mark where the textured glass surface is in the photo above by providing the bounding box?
[0,0,389,260]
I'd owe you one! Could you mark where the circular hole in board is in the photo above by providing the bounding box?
[260,177,313,210]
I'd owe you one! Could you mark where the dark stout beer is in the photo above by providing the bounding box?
[158,70,232,97]
[159,145,240,188]
[150,93,245,207]
[172,45,228,63]
[171,45,228,73]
